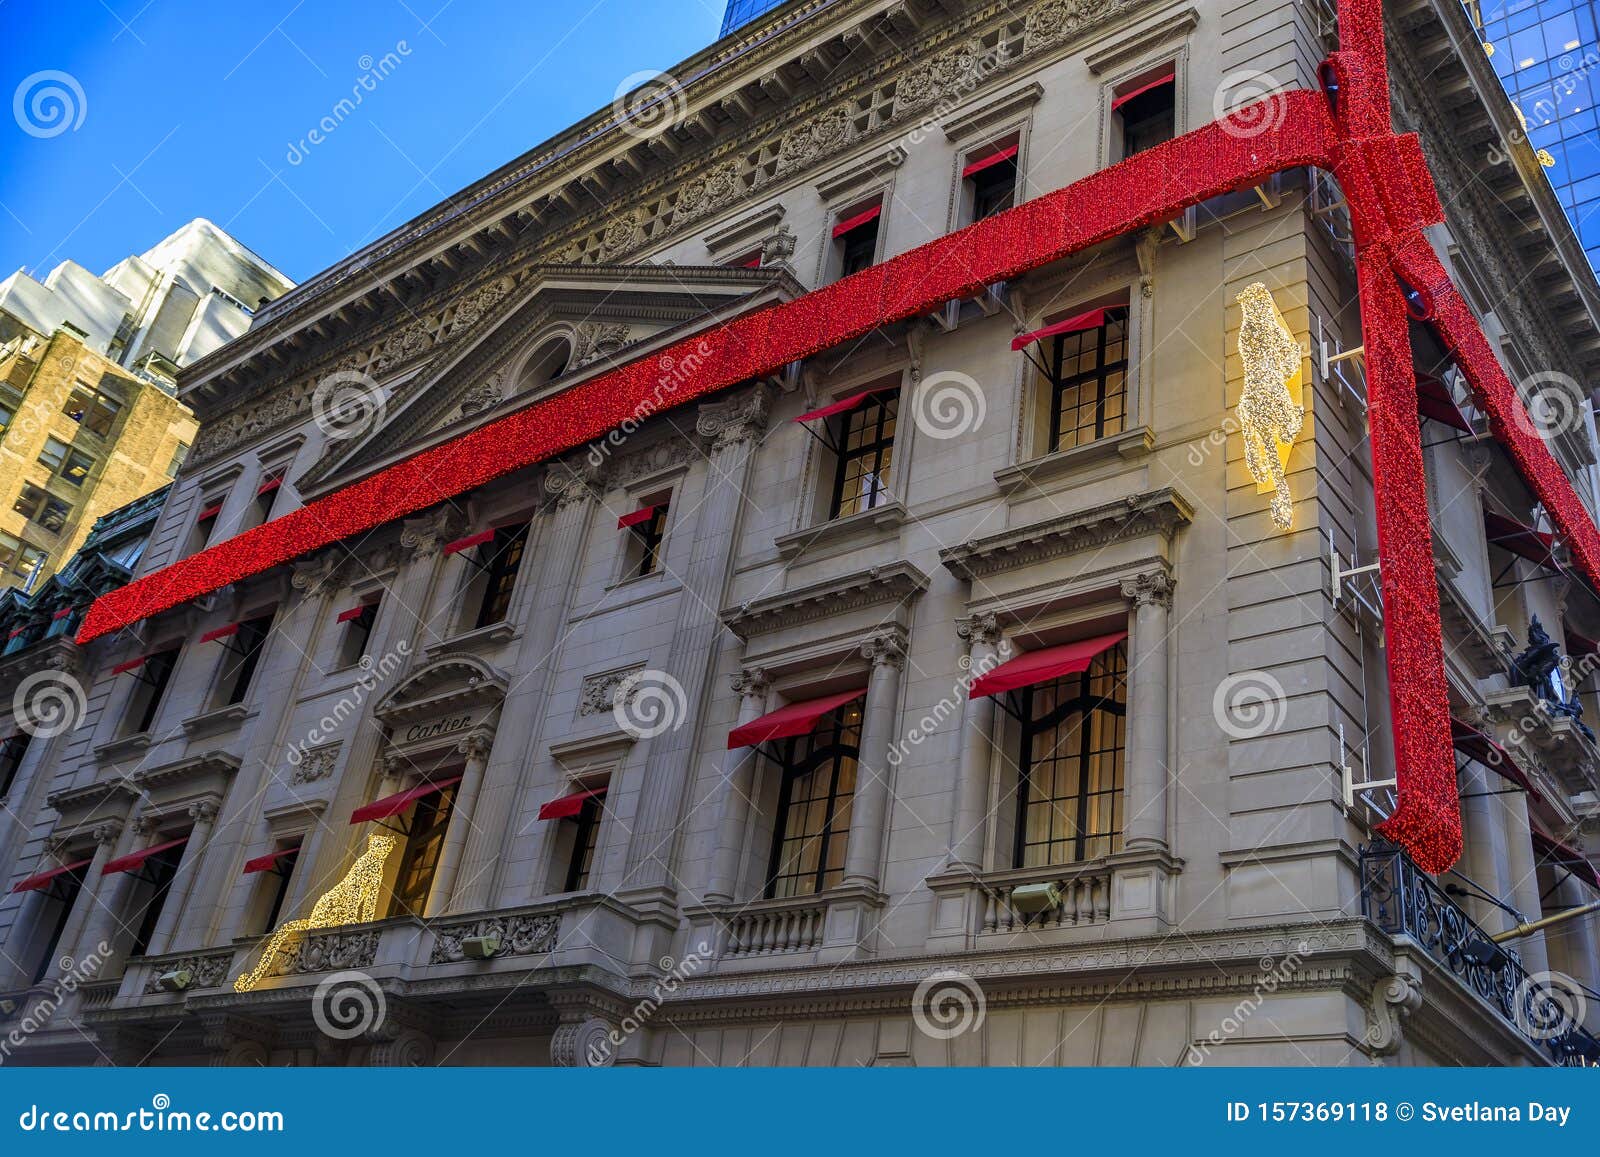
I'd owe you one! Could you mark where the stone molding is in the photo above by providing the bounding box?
[721,560,930,639]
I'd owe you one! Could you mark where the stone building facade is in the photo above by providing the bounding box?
[0,328,196,593]
[2,0,1600,1067]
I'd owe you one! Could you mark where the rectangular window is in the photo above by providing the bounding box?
[622,503,669,578]
[64,386,122,438]
[1015,643,1127,867]
[0,732,30,797]
[964,141,1019,222]
[37,437,67,472]
[834,203,882,277]
[126,845,184,959]
[218,613,274,706]
[563,795,604,892]
[13,483,71,534]
[57,447,95,487]
[1044,310,1128,453]
[335,598,380,669]
[1114,68,1176,160]
[30,866,86,985]
[766,701,861,899]
[473,525,528,629]
[251,470,284,527]
[829,392,897,519]
[0,402,14,437]
[127,649,180,734]
[391,784,458,917]
[258,846,299,933]
[0,531,48,579]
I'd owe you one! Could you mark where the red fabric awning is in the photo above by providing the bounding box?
[1484,510,1560,571]
[197,503,223,522]
[242,846,300,874]
[1533,830,1600,892]
[1010,307,1111,352]
[256,477,282,497]
[962,144,1019,179]
[11,858,91,894]
[442,528,495,556]
[111,655,148,675]
[51,607,74,621]
[728,688,866,749]
[1416,373,1473,433]
[618,505,660,530]
[794,382,898,424]
[1112,68,1175,111]
[832,205,881,239]
[538,786,608,821]
[1567,627,1600,659]
[1450,719,1543,803]
[103,837,188,876]
[336,604,366,623]
[350,776,463,825]
[199,623,239,644]
[970,631,1128,699]
[7,627,26,640]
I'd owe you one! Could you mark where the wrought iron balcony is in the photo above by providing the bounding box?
[1361,841,1600,1066]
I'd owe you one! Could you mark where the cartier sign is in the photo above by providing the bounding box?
[402,713,478,745]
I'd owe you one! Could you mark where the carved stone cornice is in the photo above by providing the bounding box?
[128,752,242,796]
[45,780,141,828]
[721,560,931,640]
[940,487,1193,582]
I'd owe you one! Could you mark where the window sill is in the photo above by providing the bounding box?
[775,500,907,562]
[181,702,252,739]
[94,732,152,763]
[424,620,519,658]
[995,426,1154,498]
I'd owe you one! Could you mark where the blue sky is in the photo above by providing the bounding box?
[0,0,725,286]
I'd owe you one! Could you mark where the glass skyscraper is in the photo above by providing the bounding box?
[1472,0,1600,267]
[721,0,791,36]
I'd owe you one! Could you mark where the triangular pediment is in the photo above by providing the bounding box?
[296,263,801,496]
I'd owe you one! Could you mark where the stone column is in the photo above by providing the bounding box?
[1458,761,1517,934]
[1547,874,1600,995]
[842,634,906,890]
[620,387,770,900]
[459,463,598,911]
[1119,571,1173,851]
[69,816,154,973]
[1503,793,1551,976]
[147,800,219,956]
[945,613,1003,871]
[20,823,119,983]
[704,668,771,903]
[428,733,491,915]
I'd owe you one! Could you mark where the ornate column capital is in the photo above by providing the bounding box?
[89,819,124,847]
[862,633,908,671]
[290,549,343,599]
[731,667,771,700]
[187,800,220,826]
[132,812,164,836]
[545,459,601,509]
[456,732,492,762]
[956,612,1002,648]
[1120,570,1174,611]
[696,384,771,451]
[400,507,468,560]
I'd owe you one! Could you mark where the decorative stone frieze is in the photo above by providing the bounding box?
[428,913,560,963]
[579,665,646,717]
[143,949,233,994]
[290,743,341,785]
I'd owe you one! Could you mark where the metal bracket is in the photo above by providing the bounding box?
[1329,529,1385,625]
[1339,722,1396,815]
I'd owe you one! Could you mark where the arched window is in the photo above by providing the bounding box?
[516,337,572,394]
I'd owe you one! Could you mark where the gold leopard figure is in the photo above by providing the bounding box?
[1235,281,1305,530]
[233,833,397,993]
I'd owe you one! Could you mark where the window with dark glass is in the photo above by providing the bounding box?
[37,437,68,473]
[563,795,604,892]
[1014,643,1127,868]
[0,531,47,579]
[391,784,458,917]
[625,504,669,579]
[1115,71,1176,159]
[828,392,897,519]
[1043,310,1128,453]
[30,864,86,985]
[0,402,15,437]
[0,732,30,797]
[14,483,70,533]
[218,613,274,706]
[766,701,861,899]
[965,143,1019,221]
[127,844,184,958]
[473,525,528,628]
[128,648,180,734]
[335,598,380,669]
[835,205,882,278]
[251,472,283,526]
[258,847,299,933]
[64,386,122,438]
